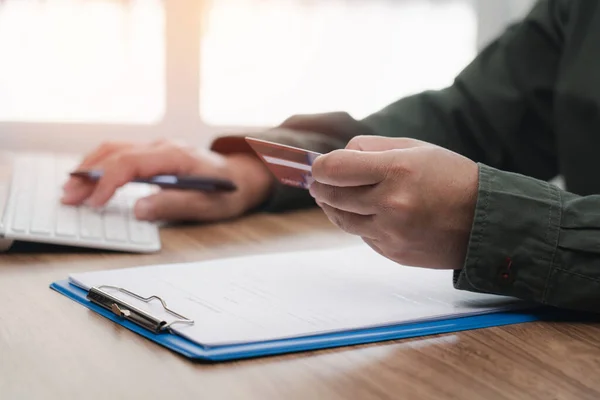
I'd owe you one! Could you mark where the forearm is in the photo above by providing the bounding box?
[455,164,600,313]
[210,97,477,212]
[210,113,377,211]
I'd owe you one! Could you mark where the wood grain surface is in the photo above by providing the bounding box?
[1,209,600,400]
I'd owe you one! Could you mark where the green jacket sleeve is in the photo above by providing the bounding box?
[458,164,600,314]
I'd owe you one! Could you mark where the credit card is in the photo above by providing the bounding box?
[245,137,321,189]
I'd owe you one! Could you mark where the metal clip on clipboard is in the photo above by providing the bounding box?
[87,285,194,334]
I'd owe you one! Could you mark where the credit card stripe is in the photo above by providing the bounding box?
[262,156,312,172]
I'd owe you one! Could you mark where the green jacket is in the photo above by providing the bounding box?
[214,0,600,313]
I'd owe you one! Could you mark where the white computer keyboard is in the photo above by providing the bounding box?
[0,153,161,252]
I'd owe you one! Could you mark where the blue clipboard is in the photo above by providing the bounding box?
[50,279,546,362]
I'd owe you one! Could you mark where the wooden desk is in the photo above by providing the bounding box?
[1,209,600,400]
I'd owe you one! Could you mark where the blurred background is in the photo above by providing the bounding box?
[0,0,536,152]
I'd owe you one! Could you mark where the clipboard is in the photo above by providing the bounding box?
[50,279,544,362]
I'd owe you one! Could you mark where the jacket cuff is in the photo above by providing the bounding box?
[454,163,562,304]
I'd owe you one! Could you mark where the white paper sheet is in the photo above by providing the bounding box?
[69,244,526,347]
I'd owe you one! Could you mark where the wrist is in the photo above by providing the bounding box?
[227,153,275,211]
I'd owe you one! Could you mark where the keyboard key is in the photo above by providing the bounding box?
[80,208,103,239]
[30,211,53,234]
[103,196,128,242]
[56,205,78,237]
[12,155,34,181]
[30,158,56,235]
[30,193,55,235]
[128,219,154,244]
[104,212,128,242]
[11,192,30,232]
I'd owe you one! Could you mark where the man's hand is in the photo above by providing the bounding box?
[309,136,479,270]
[61,139,274,222]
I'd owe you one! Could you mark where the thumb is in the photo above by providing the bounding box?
[346,136,428,151]
[133,190,228,222]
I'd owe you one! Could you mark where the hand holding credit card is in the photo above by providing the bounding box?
[245,137,321,189]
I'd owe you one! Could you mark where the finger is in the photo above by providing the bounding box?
[309,182,376,215]
[78,141,135,170]
[134,190,231,222]
[312,149,396,187]
[62,144,138,205]
[86,146,198,207]
[319,202,376,238]
[61,181,97,205]
[63,141,135,192]
[63,176,83,191]
[346,135,429,151]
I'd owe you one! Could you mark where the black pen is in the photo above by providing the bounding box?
[70,170,237,192]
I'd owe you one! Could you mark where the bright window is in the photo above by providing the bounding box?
[0,0,481,150]
[199,0,477,126]
[0,0,165,124]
